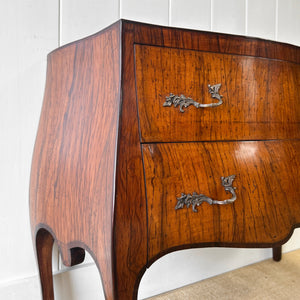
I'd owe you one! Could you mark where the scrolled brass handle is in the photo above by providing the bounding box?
[175,175,236,212]
[163,83,223,113]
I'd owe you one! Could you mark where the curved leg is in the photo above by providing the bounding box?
[87,248,145,300]
[36,229,55,300]
[113,251,146,300]
[272,246,282,262]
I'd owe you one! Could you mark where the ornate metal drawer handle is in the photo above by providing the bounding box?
[175,175,236,212]
[163,83,223,113]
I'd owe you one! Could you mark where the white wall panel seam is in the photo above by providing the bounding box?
[168,0,172,26]
[245,0,248,35]
[57,0,62,270]
[58,0,60,46]
[275,0,279,41]
[211,0,214,31]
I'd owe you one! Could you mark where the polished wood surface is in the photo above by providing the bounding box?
[142,141,300,260]
[133,22,300,64]
[29,20,300,300]
[30,22,121,299]
[36,229,55,299]
[135,45,300,142]
[113,22,147,299]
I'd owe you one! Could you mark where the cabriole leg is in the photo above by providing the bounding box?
[36,229,55,300]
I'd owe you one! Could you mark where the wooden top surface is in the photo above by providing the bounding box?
[49,20,300,64]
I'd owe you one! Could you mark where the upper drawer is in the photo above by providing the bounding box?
[135,45,300,143]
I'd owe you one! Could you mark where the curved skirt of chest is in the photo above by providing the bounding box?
[142,140,300,260]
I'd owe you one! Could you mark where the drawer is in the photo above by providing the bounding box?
[142,141,300,260]
[135,45,300,143]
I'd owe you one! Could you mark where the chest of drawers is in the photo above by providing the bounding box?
[30,20,300,299]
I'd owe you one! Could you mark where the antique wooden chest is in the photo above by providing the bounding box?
[30,20,300,299]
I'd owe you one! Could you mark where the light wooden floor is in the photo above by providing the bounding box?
[148,249,300,300]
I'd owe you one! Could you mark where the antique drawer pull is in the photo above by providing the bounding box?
[163,83,223,113]
[175,175,236,212]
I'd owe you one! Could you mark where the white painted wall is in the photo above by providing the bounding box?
[0,0,299,299]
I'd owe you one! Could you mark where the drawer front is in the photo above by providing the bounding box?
[142,141,300,260]
[135,45,300,143]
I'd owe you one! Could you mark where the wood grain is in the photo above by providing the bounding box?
[113,21,148,299]
[29,20,300,300]
[35,229,55,299]
[135,45,300,142]
[30,22,121,299]
[132,20,300,64]
[142,141,300,260]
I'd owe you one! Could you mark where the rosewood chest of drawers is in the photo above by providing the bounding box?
[30,20,300,299]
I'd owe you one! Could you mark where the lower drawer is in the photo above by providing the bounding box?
[142,141,300,260]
